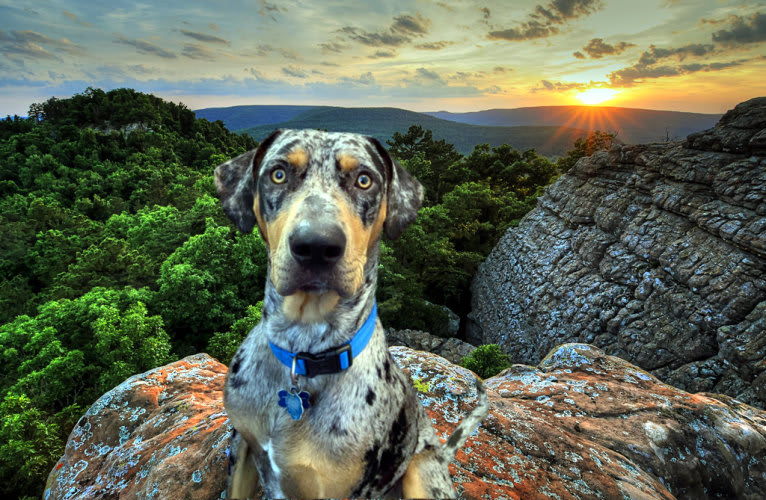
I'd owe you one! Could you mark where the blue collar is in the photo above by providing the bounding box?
[268,302,377,378]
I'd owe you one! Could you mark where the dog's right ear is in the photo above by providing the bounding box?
[214,130,282,232]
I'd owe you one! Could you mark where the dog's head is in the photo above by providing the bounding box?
[215,129,423,323]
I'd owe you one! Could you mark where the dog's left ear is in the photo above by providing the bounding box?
[366,137,424,240]
[214,130,282,233]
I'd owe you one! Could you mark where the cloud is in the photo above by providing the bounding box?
[489,0,602,41]
[114,34,175,58]
[712,12,766,46]
[605,41,729,87]
[180,30,230,45]
[532,79,588,92]
[245,67,284,84]
[436,2,454,11]
[680,61,744,72]
[448,71,476,81]
[415,40,453,50]
[608,65,678,86]
[391,13,430,35]
[182,43,217,61]
[480,7,491,24]
[257,0,285,22]
[609,54,750,87]
[319,41,349,54]
[63,10,91,27]
[0,69,493,113]
[573,51,585,59]
[415,67,444,83]
[282,64,309,78]
[580,38,635,58]
[388,67,489,98]
[493,65,513,73]
[209,23,220,31]
[0,30,85,60]
[637,43,714,65]
[370,50,397,58]
[339,72,376,86]
[85,63,158,80]
[340,13,430,47]
[248,44,299,60]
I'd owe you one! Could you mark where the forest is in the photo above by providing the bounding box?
[0,87,611,498]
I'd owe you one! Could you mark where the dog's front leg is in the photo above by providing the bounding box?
[226,430,264,500]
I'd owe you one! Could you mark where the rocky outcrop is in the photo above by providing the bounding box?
[47,346,766,499]
[386,327,475,364]
[45,354,231,500]
[472,97,766,408]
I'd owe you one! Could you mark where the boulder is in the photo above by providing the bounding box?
[471,97,766,408]
[47,346,766,499]
[386,328,475,364]
[44,354,231,500]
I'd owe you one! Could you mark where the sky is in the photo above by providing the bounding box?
[1,0,764,116]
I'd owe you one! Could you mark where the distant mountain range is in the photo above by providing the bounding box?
[194,104,721,157]
[425,106,721,145]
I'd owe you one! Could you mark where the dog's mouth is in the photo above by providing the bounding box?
[295,280,332,294]
[277,270,348,297]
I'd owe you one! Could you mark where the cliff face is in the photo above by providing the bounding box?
[47,347,766,499]
[471,97,766,408]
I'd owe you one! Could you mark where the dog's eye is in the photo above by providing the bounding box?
[271,168,287,184]
[356,173,372,189]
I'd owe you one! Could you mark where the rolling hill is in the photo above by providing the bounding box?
[194,103,721,156]
[227,106,590,157]
[425,106,721,145]
[194,105,330,131]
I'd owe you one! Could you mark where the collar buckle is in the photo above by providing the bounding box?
[296,343,352,378]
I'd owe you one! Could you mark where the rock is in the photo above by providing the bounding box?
[47,346,766,499]
[472,97,766,408]
[464,311,484,346]
[44,354,234,500]
[686,97,766,154]
[442,304,461,336]
[386,328,475,364]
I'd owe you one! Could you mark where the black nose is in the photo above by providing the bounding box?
[289,223,346,269]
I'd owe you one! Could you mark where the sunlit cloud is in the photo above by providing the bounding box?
[0,0,764,116]
[488,0,602,41]
[712,12,766,46]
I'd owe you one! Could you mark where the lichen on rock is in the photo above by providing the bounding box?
[47,345,766,499]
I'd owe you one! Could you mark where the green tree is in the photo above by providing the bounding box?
[207,302,263,365]
[556,130,615,173]
[387,125,461,204]
[461,344,512,379]
[154,219,267,351]
[0,287,173,499]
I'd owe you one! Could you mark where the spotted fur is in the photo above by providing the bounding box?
[215,129,488,499]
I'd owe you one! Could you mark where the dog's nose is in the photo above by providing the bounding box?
[289,223,346,269]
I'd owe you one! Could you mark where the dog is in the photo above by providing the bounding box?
[214,129,489,498]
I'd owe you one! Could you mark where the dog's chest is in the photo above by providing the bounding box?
[224,349,382,496]
[223,323,425,497]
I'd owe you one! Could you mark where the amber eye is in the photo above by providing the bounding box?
[356,173,372,189]
[271,168,287,184]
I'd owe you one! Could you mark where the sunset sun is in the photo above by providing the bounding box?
[576,88,620,105]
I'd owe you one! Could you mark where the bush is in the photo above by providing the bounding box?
[461,344,512,379]
[207,302,262,365]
